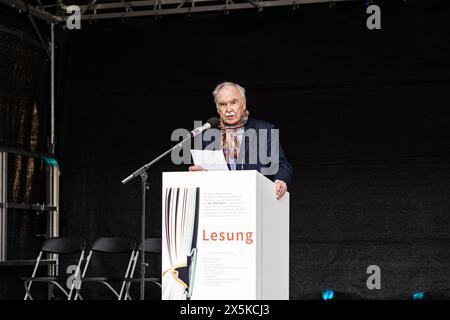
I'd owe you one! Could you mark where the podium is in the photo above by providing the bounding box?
[162,170,289,300]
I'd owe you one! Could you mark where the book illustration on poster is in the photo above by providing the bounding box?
[162,187,199,300]
[162,171,289,300]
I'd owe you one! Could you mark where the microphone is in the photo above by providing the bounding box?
[190,117,220,137]
[122,117,220,185]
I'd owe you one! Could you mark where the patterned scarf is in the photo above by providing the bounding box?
[220,110,249,161]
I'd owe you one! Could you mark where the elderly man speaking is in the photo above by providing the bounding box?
[189,81,293,199]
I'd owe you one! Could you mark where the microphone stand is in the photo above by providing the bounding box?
[122,134,192,300]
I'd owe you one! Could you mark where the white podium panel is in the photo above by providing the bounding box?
[162,170,289,300]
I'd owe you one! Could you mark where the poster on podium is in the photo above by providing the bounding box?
[162,171,289,300]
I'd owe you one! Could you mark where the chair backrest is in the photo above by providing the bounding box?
[41,237,86,254]
[25,237,86,300]
[129,238,161,282]
[142,238,162,254]
[90,237,136,254]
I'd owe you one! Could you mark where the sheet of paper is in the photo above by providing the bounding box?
[190,149,229,171]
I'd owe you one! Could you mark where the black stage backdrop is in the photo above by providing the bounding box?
[0,8,50,299]
[1,0,449,299]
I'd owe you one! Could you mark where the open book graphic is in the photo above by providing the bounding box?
[162,187,200,300]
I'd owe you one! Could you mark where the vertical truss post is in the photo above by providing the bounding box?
[0,152,7,262]
[46,158,60,278]
[50,23,55,155]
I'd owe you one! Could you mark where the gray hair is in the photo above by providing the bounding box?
[212,82,246,103]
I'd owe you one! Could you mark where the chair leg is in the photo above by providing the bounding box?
[75,292,83,300]
[124,282,132,300]
[118,281,127,300]
[68,277,80,300]
[126,290,132,300]
[24,281,33,300]
[100,281,120,299]
[119,280,135,300]
[72,289,81,300]
[51,282,70,299]
[48,282,55,300]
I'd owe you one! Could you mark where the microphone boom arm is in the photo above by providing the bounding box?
[121,116,218,301]
[120,133,190,301]
[121,134,191,185]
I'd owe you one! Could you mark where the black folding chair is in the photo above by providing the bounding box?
[23,237,86,300]
[120,237,162,300]
[74,237,137,300]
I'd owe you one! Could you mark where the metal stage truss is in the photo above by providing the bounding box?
[0,148,60,269]
[0,0,356,22]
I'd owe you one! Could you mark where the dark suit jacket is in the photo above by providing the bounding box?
[201,118,294,187]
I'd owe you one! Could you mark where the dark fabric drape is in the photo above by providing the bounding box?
[1,0,449,299]
[56,0,450,300]
[0,8,49,263]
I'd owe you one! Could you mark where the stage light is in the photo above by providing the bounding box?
[322,289,335,300]
[412,292,425,300]
[43,156,59,167]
